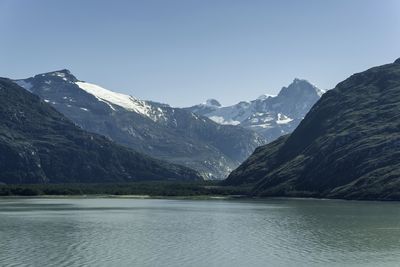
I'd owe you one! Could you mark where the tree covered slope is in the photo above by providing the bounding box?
[0,78,201,184]
[225,59,400,200]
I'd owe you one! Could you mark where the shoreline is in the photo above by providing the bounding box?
[0,194,250,200]
[1,194,399,203]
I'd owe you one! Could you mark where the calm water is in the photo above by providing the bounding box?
[0,198,400,267]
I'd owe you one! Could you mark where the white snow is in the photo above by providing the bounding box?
[316,88,326,97]
[209,116,240,125]
[51,72,66,78]
[75,81,160,120]
[261,116,274,122]
[14,80,33,91]
[276,113,293,124]
[80,107,89,111]
[207,104,252,125]
[250,123,273,129]
[188,79,323,140]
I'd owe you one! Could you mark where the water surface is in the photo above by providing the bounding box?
[0,198,399,266]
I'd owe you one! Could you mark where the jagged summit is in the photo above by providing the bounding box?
[257,94,276,100]
[186,78,324,142]
[0,78,202,183]
[37,69,72,76]
[205,99,221,107]
[394,58,400,64]
[33,69,78,82]
[293,77,306,83]
[12,71,265,180]
[278,78,323,98]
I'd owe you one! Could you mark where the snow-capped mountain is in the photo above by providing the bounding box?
[186,79,324,142]
[0,78,202,184]
[14,70,266,179]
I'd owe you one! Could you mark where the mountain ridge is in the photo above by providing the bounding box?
[0,78,202,184]
[186,79,324,142]
[225,59,400,200]
[14,71,266,179]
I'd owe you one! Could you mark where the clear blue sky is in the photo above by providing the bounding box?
[1,0,399,106]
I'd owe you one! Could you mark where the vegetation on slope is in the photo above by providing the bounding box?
[225,59,400,201]
[0,78,201,184]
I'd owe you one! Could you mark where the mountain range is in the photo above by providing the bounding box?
[0,78,201,184]
[186,79,324,142]
[14,70,266,179]
[225,58,400,201]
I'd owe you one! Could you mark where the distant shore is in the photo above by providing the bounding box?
[0,194,251,201]
[1,182,399,202]
[0,181,252,198]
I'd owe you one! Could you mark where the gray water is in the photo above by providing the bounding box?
[0,198,399,267]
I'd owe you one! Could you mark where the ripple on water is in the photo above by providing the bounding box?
[0,198,400,267]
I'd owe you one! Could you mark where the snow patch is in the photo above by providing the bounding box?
[75,81,160,121]
[276,113,293,124]
[209,116,240,125]
[52,72,66,78]
[250,123,273,129]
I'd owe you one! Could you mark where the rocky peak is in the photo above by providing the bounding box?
[278,78,322,98]
[257,94,276,100]
[205,99,221,107]
[34,69,78,82]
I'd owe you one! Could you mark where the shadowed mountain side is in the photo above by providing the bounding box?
[225,59,400,201]
[0,78,202,184]
[14,71,265,179]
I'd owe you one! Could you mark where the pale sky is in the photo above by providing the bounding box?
[1,0,400,106]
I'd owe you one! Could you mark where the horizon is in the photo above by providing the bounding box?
[1,0,400,106]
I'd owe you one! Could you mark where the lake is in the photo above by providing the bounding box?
[0,198,399,267]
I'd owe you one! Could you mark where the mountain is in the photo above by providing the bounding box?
[186,79,324,142]
[0,78,202,184]
[225,59,400,201]
[14,70,265,179]
[188,98,222,115]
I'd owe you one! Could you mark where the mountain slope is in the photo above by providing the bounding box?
[0,78,201,184]
[186,79,323,142]
[14,71,266,179]
[225,59,400,200]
